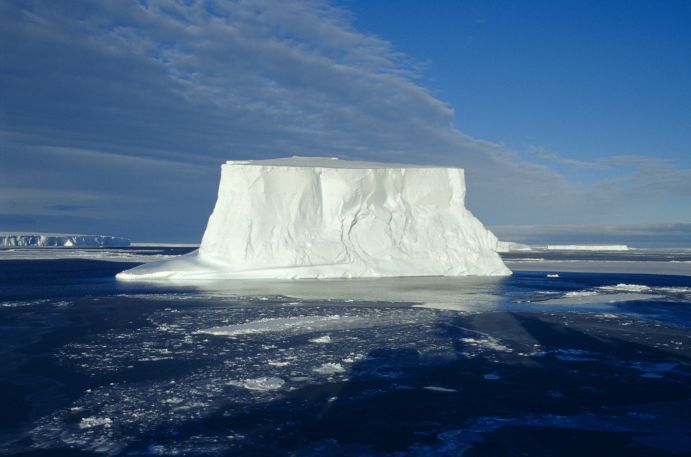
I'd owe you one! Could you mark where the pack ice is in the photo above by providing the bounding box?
[117,157,510,280]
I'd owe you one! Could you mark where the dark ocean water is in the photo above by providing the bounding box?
[1,248,690,456]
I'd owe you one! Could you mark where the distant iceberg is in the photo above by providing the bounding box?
[546,245,630,251]
[496,241,532,252]
[117,157,510,280]
[0,233,130,248]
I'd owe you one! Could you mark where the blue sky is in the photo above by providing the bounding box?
[350,1,691,165]
[1,0,689,245]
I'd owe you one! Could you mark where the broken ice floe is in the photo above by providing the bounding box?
[313,363,346,375]
[528,283,691,306]
[199,315,367,336]
[228,377,285,391]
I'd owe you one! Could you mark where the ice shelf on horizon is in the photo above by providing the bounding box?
[117,157,510,280]
[0,233,130,248]
[546,244,630,251]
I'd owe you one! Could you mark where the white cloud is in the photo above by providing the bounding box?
[528,146,600,169]
[1,0,689,241]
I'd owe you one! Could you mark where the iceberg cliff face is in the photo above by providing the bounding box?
[117,157,510,280]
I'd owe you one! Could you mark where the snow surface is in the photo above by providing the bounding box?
[0,232,130,248]
[118,157,509,280]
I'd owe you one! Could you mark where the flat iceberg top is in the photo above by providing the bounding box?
[226,156,456,170]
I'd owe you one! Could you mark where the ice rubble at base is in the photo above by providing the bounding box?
[0,232,130,248]
[118,157,510,280]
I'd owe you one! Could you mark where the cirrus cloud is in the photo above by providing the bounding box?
[0,0,688,242]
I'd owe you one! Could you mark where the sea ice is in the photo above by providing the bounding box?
[598,283,652,293]
[230,377,285,391]
[78,417,113,429]
[309,335,332,344]
[199,315,366,336]
[117,157,509,280]
[313,363,346,375]
[538,292,664,306]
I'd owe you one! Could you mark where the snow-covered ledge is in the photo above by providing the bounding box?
[117,157,510,280]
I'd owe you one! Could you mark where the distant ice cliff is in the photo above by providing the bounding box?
[0,233,130,248]
[546,245,629,251]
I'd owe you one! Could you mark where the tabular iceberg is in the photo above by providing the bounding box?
[117,157,510,280]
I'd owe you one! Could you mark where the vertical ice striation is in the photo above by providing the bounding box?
[117,157,510,280]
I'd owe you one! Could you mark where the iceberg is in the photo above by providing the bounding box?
[117,157,510,280]
[496,241,532,252]
[0,233,130,248]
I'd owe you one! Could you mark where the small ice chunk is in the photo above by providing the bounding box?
[309,335,332,344]
[79,417,113,429]
[290,376,310,382]
[598,284,651,293]
[313,363,346,375]
[483,373,501,381]
[546,274,559,278]
[565,290,599,297]
[231,377,285,391]
[461,337,511,352]
[423,386,457,392]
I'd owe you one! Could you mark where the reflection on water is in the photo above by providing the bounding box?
[185,276,508,311]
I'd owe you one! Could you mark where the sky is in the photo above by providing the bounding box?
[1,0,689,245]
